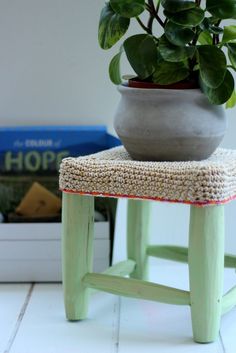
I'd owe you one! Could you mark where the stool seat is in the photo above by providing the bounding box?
[60,146,236,206]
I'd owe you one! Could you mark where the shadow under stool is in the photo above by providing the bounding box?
[59,146,236,344]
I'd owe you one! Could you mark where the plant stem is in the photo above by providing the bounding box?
[153,13,165,27]
[146,1,165,27]
[191,28,201,46]
[213,20,221,45]
[136,17,152,34]
[147,0,154,33]
[188,57,197,72]
[156,0,161,12]
[192,36,198,46]
[147,16,154,33]
[145,3,152,11]
[213,34,218,45]
[148,0,154,7]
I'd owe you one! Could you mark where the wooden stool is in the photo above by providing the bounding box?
[59,146,236,343]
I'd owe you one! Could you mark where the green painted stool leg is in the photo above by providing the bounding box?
[62,193,94,321]
[188,205,224,343]
[127,199,151,280]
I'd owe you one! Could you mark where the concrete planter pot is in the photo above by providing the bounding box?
[114,85,227,161]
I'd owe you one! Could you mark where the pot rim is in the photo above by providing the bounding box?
[128,78,199,90]
[117,83,203,97]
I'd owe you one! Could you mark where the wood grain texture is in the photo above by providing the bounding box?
[62,193,94,321]
[83,273,190,305]
[127,200,151,280]
[189,205,225,343]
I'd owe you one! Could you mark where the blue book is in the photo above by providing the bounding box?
[0,125,120,174]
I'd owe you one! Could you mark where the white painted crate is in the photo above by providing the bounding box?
[0,222,110,282]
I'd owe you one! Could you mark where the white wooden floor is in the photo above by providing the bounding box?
[1,265,236,352]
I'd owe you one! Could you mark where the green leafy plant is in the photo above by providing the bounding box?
[98,0,236,107]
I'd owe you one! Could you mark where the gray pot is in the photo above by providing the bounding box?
[114,85,227,161]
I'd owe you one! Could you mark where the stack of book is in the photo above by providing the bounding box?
[0,126,120,281]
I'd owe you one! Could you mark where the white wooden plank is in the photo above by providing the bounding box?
[0,222,109,240]
[0,236,110,282]
[0,239,109,260]
[0,258,109,282]
[9,284,120,353]
[0,284,30,353]
[118,265,224,353]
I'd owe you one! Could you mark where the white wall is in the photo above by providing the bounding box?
[0,1,236,251]
[0,0,127,129]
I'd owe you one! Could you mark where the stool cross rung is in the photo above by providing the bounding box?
[82,272,190,306]
[222,285,236,315]
[102,260,136,277]
[147,245,236,268]
[147,245,188,263]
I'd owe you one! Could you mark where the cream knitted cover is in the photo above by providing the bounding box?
[59,146,236,206]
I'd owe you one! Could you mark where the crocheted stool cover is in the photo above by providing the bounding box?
[59,146,236,206]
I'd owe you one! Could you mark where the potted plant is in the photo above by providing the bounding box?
[98,0,236,161]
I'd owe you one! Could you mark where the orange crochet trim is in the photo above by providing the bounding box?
[61,189,236,207]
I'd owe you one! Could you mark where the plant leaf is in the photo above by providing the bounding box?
[165,21,195,46]
[200,18,223,34]
[200,70,234,105]
[122,74,136,80]
[98,3,130,49]
[165,8,205,27]
[124,34,158,79]
[226,89,236,108]
[199,17,210,31]
[197,31,212,45]
[227,43,236,67]
[110,0,145,18]
[109,51,123,84]
[159,36,195,62]
[209,26,224,34]
[206,0,236,19]
[161,0,196,13]
[153,61,189,84]
[222,25,236,43]
[197,45,227,88]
